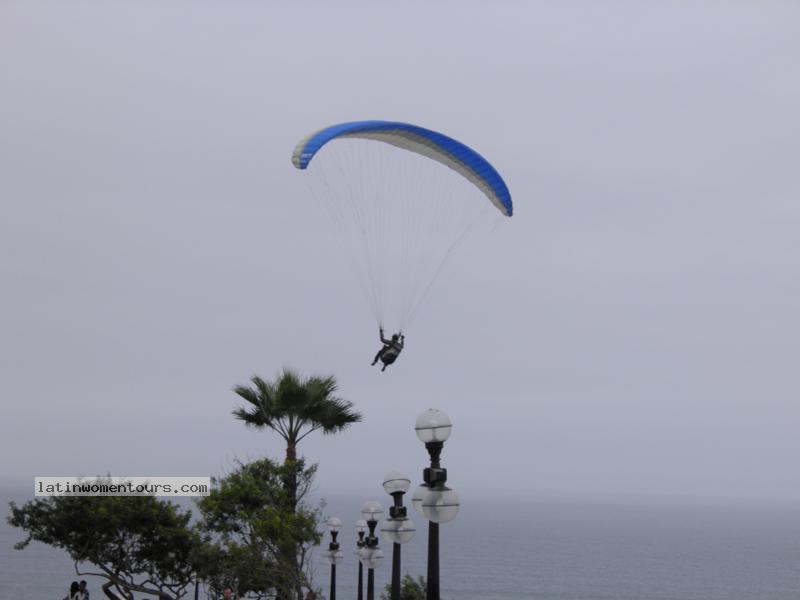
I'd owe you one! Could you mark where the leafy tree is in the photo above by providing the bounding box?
[196,458,322,600]
[381,574,427,600]
[7,484,205,600]
[232,369,360,599]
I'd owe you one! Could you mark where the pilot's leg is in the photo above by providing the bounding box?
[372,348,384,366]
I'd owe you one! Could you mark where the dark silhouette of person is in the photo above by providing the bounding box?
[65,581,80,600]
[372,327,404,371]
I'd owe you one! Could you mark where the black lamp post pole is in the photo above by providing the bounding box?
[328,530,339,600]
[356,530,366,600]
[388,492,406,600]
[427,521,439,600]
[392,540,401,600]
[423,441,446,600]
[365,518,379,600]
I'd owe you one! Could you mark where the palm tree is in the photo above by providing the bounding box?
[232,369,361,600]
[233,368,362,469]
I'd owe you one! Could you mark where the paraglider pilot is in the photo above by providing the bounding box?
[372,327,404,372]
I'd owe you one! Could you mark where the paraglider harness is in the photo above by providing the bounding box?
[372,327,404,372]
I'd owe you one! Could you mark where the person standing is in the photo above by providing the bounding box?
[64,581,80,600]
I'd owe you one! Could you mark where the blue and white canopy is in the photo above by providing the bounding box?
[292,120,513,217]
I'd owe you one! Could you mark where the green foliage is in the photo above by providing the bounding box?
[231,369,360,600]
[380,574,427,600]
[232,369,362,462]
[196,458,322,599]
[7,483,204,599]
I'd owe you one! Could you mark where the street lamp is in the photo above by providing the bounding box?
[359,501,385,600]
[354,519,368,600]
[414,409,460,600]
[381,471,415,600]
[324,517,343,600]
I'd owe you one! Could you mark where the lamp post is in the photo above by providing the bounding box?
[413,409,460,600]
[359,501,385,600]
[324,517,343,600]
[354,519,368,600]
[380,471,416,600]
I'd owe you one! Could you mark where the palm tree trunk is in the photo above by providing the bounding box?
[285,442,299,509]
[276,442,300,600]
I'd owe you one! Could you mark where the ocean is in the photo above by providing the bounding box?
[2,487,798,599]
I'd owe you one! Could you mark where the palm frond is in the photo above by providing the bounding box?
[231,368,361,451]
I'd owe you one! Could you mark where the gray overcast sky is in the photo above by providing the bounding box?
[1,1,798,504]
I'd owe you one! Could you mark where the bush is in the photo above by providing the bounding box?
[380,574,426,600]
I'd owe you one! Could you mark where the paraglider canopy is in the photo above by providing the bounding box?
[292,120,512,216]
[293,120,513,332]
